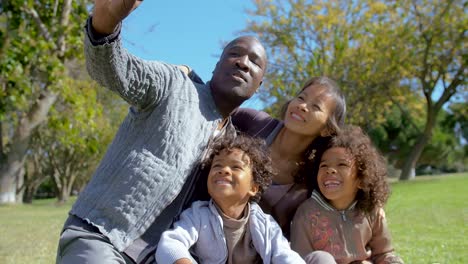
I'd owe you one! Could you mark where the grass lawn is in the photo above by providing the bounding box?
[0,173,467,264]
[386,173,467,264]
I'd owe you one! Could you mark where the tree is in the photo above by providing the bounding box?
[41,78,111,203]
[0,0,90,203]
[244,0,467,179]
[19,68,125,203]
[398,0,467,180]
[20,130,56,203]
[244,0,412,123]
[368,102,466,176]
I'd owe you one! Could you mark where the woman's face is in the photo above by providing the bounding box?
[283,84,336,137]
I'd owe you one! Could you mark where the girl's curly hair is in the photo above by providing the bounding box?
[202,134,274,203]
[325,125,391,213]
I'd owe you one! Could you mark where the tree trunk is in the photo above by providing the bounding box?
[15,166,25,202]
[0,163,21,203]
[0,91,57,204]
[57,184,70,205]
[23,183,40,204]
[400,111,437,180]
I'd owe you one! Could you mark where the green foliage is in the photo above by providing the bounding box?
[417,104,468,172]
[0,0,127,201]
[246,0,413,123]
[368,100,466,173]
[47,79,105,153]
[442,102,468,142]
[0,0,90,119]
[30,76,118,200]
[245,0,466,179]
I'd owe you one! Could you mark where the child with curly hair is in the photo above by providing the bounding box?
[156,134,305,264]
[290,126,404,264]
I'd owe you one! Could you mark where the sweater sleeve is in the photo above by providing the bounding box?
[155,205,201,264]
[369,208,404,264]
[84,17,182,111]
[290,200,316,258]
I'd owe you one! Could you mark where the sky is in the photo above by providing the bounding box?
[120,0,265,110]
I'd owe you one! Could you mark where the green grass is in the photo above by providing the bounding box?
[0,198,75,264]
[386,173,468,264]
[0,173,467,264]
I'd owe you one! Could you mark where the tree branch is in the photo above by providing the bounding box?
[21,91,58,138]
[57,0,73,59]
[21,5,55,46]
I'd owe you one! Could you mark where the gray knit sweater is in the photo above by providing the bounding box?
[70,25,223,251]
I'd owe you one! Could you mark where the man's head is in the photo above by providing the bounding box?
[210,36,267,117]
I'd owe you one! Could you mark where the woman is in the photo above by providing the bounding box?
[231,77,346,238]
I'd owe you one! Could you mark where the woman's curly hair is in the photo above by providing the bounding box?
[325,125,391,213]
[202,134,274,203]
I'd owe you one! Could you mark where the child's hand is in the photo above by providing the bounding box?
[174,258,193,264]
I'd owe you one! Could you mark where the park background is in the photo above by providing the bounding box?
[0,0,466,263]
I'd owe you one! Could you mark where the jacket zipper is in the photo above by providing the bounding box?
[340,210,347,221]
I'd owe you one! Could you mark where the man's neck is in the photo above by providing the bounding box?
[209,83,243,118]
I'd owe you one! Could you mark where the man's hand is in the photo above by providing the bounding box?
[92,0,143,34]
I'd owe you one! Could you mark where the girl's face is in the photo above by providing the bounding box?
[284,84,336,137]
[317,147,360,210]
[207,148,258,206]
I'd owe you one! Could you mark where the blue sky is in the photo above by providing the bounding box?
[121,0,264,109]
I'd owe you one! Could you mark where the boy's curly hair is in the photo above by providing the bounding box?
[325,125,390,213]
[202,134,274,203]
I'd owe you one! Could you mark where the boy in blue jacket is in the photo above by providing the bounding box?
[156,134,304,264]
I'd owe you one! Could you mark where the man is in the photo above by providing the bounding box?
[56,0,267,263]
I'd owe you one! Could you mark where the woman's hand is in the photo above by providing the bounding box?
[92,0,143,34]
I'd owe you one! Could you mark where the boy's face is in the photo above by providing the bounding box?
[207,148,258,207]
[317,147,360,210]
